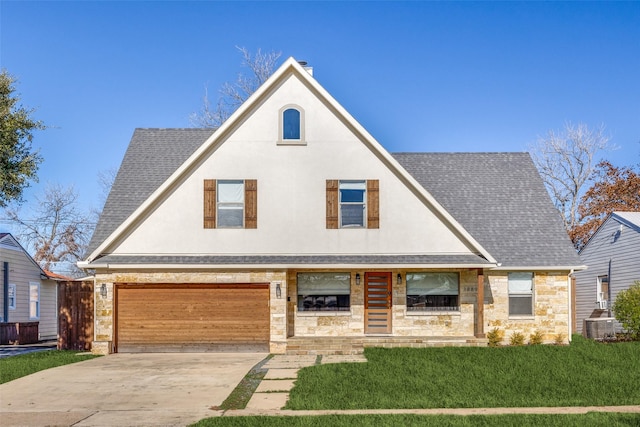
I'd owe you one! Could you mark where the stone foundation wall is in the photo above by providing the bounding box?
[91,270,288,355]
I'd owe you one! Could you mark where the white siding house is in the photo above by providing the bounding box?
[0,233,59,341]
[575,212,640,335]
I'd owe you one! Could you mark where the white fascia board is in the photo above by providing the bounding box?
[86,57,495,264]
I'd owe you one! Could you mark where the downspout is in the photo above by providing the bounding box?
[607,259,613,318]
[568,268,574,342]
[3,262,8,322]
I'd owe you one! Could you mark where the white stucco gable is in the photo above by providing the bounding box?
[85,58,495,264]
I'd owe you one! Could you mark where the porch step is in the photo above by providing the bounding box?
[285,336,488,355]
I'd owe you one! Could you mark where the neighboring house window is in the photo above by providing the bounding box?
[8,284,16,310]
[597,275,609,307]
[297,272,351,311]
[278,105,305,144]
[508,272,534,316]
[406,272,459,311]
[326,180,379,229]
[203,179,257,229]
[29,282,40,319]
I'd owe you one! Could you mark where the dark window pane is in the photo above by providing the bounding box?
[283,109,301,139]
[218,208,243,227]
[298,295,351,311]
[509,295,533,316]
[341,204,364,227]
[407,294,459,311]
[340,189,365,203]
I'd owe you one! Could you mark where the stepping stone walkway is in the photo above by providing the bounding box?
[245,354,367,411]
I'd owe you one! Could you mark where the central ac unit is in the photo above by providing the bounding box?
[584,317,616,339]
[597,300,608,310]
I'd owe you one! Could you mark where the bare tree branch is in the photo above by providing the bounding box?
[190,47,282,128]
[5,183,92,276]
[529,122,612,236]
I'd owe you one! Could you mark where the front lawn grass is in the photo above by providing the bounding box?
[286,335,640,409]
[192,412,640,427]
[0,350,100,384]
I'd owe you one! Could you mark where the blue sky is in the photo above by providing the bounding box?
[1,1,639,228]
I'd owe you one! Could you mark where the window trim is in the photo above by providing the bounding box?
[29,282,40,320]
[508,272,534,317]
[339,180,367,228]
[278,105,306,145]
[8,283,16,310]
[217,179,245,228]
[406,272,460,312]
[597,275,609,302]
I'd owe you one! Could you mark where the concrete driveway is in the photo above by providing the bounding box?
[0,352,268,427]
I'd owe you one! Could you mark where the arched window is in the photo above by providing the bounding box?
[282,108,301,140]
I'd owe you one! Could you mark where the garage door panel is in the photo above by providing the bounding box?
[116,284,269,352]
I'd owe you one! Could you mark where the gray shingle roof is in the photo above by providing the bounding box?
[392,152,581,267]
[87,130,581,268]
[86,128,214,255]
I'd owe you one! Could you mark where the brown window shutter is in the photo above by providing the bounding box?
[326,180,339,229]
[204,179,216,229]
[367,179,379,229]
[245,179,257,229]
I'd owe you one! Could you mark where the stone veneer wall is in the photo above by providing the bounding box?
[91,270,288,355]
[484,271,570,344]
[392,269,478,337]
[91,268,571,355]
[292,269,479,338]
[291,269,570,342]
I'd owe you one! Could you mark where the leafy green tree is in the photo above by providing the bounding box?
[612,282,640,339]
[0,69,45,207]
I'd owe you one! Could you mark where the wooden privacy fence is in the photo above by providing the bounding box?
[0,322,39,345]
[58,281,94,351]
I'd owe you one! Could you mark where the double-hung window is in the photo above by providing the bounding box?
[326,180,379,229]
[29,282,40,319]
[8,284,16,310]
[406,272,459,311]
[203,179,257,229]
[597,275,609,308]
[508,272,534,316]
[340,180,366,227]
[217,180,245,228]
[297,272,351,311]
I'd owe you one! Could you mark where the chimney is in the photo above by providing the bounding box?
[297,60,313,76]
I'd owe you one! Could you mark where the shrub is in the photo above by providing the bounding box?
[554,333,565,345]
[529,330,544,345]
[487,327,504,347]
[510,332,525,346]
[612,282,640,339]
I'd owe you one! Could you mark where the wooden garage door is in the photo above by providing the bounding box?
[115,283,269,353]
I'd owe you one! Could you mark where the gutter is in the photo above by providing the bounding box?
[79,262,497,271]
[3,262,8,322]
